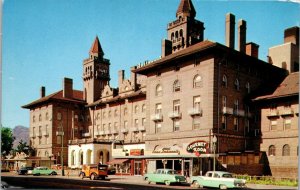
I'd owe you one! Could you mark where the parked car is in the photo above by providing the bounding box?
[79,164,108,180]
[144,169,186,186]
[190,171,246,189]
[18,167,33,175]
[32,167,57,176]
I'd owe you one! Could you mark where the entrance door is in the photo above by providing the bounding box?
[134,161,142,175]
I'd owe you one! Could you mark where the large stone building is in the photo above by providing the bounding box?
[23,0,298,177]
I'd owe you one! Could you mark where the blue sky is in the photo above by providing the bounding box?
[2,0,299,128]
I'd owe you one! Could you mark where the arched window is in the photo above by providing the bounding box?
[100,151,104,164]
[39,114,42,122]
[33,116,36,123]
[107,152,110,163]
[173,80,181,92]
[282,144,290,156]
[171,33,174,40]
[45,151,49,157]
[45,113,49,120]
[193,75,202,88]
[268,145,276,156]
[175,31,178,38]
[108,110,111,118]
[179,29,183,37]
[142,104,146,112]
[135,105,139,113]
[124,107,128,115]
[246,82,250,93]
[234,79,240,90]
[102,112,106,118]
[222,75,227,87]
[156,84,163,96]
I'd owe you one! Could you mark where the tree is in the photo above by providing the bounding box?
[14,140,35,156]
[1,127,15,156]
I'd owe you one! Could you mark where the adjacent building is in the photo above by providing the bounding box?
[22,0,298,178]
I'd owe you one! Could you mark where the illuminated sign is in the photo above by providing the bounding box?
[186,140,208,154]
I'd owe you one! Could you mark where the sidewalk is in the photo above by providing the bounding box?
[58,170,298,189]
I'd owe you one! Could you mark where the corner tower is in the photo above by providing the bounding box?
[83,36,110,103]
[165,0,205,54]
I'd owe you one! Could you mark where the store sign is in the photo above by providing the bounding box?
[186,140,208,154]
[152,148,180,154]
[130,149,143,156]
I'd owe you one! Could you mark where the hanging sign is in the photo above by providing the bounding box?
[186,140,208,154]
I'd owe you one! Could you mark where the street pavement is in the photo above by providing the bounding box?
[1,170,298,189]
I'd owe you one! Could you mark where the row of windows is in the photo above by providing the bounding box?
[222,75,251,93]
[32,112,50,123]
[155,75,251,97]
[268,144,296,156]
[100,118,146,131]
[96,104,146,120]
[155,75,203,96]
[269,118,293,130]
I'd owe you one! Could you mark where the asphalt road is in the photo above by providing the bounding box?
[1,175,198,189]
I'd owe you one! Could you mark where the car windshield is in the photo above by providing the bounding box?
[166,170,177,174]
[222,173,233,178]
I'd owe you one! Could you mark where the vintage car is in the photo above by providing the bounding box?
[32,166,57,176]
[190,171,246,189]
[18,166,33,175]
[144,169,186,186]
[79,164,108,180]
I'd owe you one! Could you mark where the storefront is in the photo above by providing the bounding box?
[110,144,146,176]
[144,140,218,177]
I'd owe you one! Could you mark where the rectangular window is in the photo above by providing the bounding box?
[284,119,291,130]
[234,117,239,131]
[193,116,201,129]
[156,122,162,133]
[221,116,227,130]
[193,96,201,111]
[57,136,61,144]
[102,124,106,131]
[108,123,111,131]
[135,119,139,127]
[155,103,162,114]
[234,100,239,114]
[114,122,118,130]
[222,96,227,108]
[173,119,180,131]
[142,118,146,126]
[173,100,180,113]
[270,120,277,130]
[124,121,128,129]
[39,126,42,136]
[245,119,250,133]
[33,127,36,137]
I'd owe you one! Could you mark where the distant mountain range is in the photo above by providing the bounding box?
[13,125,29,148]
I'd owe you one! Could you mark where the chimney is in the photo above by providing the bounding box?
[238,19,247,53]
[284,26,299,46]
[118,70,125,87]
[130,66,137,91]
[225,13,235,49]
[246,42,259,58]
[63,78,73,98]
[162,39,172,57]
[41,86,45,98]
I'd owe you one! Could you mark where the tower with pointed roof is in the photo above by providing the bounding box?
[83,36,110,103]
[165,0,205,54]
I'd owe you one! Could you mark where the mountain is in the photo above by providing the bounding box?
[13,125,29,148]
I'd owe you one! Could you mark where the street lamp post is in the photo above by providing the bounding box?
[56,125,65,176]
[212,135,217,172]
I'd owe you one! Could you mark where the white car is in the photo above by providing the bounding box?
[190,171,246,189]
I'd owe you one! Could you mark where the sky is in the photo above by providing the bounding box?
[1,0,300,128]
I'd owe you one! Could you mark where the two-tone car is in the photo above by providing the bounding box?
[32,166,57,176]
[144,169,186,186]
[190,171,246,189]
[17,166,33,175]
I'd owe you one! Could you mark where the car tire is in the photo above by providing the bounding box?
[165,180,171,186]
[101,176,105,180]
[90,173,96,180]
[219,184,227,189]
[51,172,57,175]
[145,177,151,184]
[192,181,200,188]
[79,173,85,179]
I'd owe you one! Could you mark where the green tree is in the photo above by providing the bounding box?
[14,140,35,156]
[1,127,15,156]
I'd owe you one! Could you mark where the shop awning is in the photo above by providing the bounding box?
[107,159,129,165]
